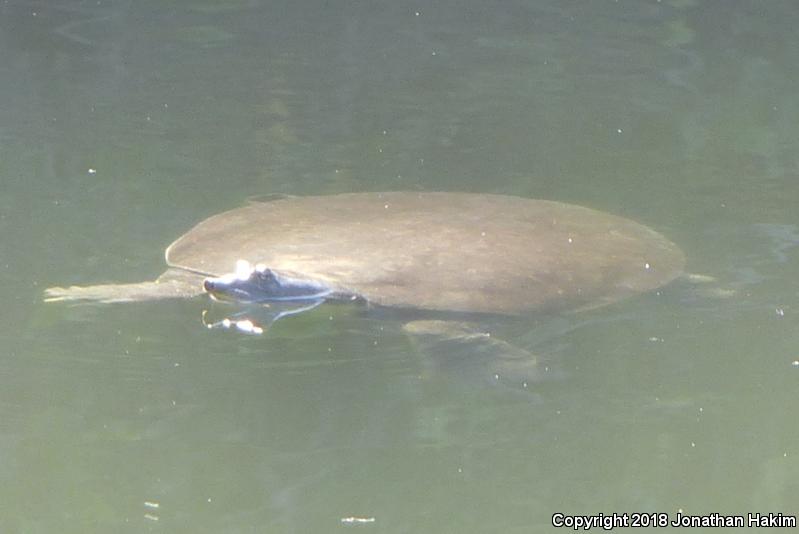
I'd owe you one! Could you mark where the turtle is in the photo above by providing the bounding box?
[45,192,685,385]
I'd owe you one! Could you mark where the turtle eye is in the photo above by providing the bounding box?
[254,268,276,282]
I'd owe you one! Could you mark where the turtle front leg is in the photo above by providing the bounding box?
[403,320,547,390]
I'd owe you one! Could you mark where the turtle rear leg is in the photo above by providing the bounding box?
[43,268,205,303]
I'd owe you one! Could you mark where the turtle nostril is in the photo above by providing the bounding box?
[203,279,214,292]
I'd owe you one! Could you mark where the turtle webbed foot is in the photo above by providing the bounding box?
[403,320,548,390]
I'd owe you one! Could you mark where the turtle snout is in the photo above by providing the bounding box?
[203,279,216,293]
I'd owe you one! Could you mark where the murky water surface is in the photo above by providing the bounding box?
[1,1,798,532]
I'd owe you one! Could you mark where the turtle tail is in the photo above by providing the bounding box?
[43,269,205,304]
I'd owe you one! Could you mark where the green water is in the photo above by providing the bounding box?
[1,1,798,532]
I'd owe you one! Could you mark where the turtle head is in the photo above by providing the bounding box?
[203,260,333,303]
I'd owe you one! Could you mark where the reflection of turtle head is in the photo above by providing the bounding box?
[203,259,333,303]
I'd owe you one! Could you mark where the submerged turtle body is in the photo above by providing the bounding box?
[45,192,685,316]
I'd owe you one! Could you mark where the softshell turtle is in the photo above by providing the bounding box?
[45,192,685,384]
